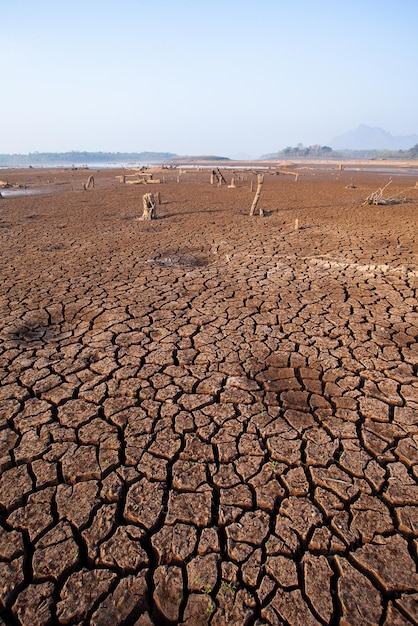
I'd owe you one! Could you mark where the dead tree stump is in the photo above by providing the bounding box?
[140,192,157,220]
[249,174,265,216]
[211,168,227,186]
[83,175,95,190]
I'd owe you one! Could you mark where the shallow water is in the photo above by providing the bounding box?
[1,187,52,197]
[344,165,418,175]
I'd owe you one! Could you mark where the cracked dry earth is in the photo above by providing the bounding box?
[0,165,417,626]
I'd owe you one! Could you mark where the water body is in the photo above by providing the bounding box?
[1,187,54,197]
[344,166,418,176]
[0,161,158,170]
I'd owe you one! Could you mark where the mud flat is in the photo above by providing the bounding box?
[0,165,417,625]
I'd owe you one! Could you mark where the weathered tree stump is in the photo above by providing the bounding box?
[249,174,265,216]
[140,193,157,220]
[83,175,95,190]
[211,168,226,186]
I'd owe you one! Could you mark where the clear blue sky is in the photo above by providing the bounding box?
[2,0,417,158]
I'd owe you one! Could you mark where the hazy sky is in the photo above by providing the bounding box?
[2,0,417,158]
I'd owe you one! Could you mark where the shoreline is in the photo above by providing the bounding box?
[1,157,418,171]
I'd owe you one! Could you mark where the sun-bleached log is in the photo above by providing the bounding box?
[276,170,299,181]
[118,170,161,184]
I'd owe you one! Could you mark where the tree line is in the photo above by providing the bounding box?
[274,144,418,159]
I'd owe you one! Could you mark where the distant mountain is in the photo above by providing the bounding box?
[229,152,256,161]
[330,125,418,151]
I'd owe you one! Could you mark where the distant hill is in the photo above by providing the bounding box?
[0,151,177,166]
[330,125,418,151]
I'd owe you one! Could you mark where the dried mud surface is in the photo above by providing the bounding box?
[0,165,417,625]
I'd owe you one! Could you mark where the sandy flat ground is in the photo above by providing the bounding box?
[0,164,417,625]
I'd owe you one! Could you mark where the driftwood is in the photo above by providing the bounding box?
[0,180,22,189]
[276,169,299,181]
[118,169,161,185]
[250,174,265,216]
[363,179,413,205]
[83,175,95,190]
[140,193,157,220]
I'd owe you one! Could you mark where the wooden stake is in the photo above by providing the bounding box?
[249,174,264,216]
[295,218,299,230]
